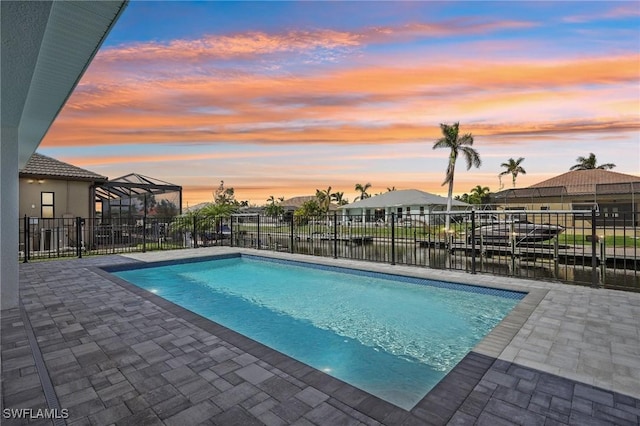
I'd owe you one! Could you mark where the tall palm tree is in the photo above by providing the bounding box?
[432,122,481,230]
[354,183,372,201]
[499,157,526,188]
[570,153,616,171]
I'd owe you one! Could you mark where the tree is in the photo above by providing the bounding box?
[469,185,491,205]
[355,183,372,201]
[315,186,332,213]
[454,193,470,203]
[199,202,236,218]
[331,191,348,206]
[499,157,526,188]
[570,153,616,171]
[265,196,284,217]
[386,186,396,192]
[432,122,481,230]
[214,180,236,205]
[155,199,179,217]
[294,199,323,224]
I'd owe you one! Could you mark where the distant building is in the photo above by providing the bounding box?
[338,189,469,223]
[19,153,107,220]
[280,196,338,214]
[490,169,640,225]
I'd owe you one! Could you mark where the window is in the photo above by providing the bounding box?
[41,192,54,218]
[571,202,598,217]
[397,207,403,219]
[419,206,425,215]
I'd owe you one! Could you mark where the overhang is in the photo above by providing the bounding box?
[1,1,128,167]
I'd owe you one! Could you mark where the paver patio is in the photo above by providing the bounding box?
[2,248,639,425]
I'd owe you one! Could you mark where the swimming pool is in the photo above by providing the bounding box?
[114,254,524,409]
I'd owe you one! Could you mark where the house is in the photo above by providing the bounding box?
[19,153,108,221]
[490,169,640,225]
[338,189,470,224]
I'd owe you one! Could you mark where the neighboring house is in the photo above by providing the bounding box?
[490,169,640,225]
[281,196,338,214]
[19,153,107,221]
[338,189,470,223]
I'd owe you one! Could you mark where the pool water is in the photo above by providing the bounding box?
[114,255,523,409]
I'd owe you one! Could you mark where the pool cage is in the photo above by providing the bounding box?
[90,173,182,251]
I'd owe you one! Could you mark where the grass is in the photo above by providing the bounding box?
[558,234,638,248]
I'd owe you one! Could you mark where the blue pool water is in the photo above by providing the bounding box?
[114,255,524,409]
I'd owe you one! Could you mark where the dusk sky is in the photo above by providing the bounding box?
[39,1,640,207]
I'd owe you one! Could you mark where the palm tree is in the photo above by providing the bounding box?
[469,185,491,205]
[454,193,470,203]
[315,186,332,213]
[570,153,616,171]
[499,157,527,188]
[386,186,396,192]
[432,122,481,230]
[354,183,372,201]
[331,191,348,206]
[265,195,284,217]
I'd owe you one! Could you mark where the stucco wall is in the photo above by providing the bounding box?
[19,178,92,219]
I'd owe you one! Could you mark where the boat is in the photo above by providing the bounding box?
[469,221,564,244]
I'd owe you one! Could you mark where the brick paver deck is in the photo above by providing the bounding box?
[2,248,639,425]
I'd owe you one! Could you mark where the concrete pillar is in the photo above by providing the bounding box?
[1,127,19,310]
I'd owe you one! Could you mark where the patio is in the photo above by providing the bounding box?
[2,248,639,425]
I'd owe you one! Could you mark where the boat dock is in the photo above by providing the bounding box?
[417,239,638,269]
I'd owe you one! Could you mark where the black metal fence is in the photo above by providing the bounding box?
[19,210,639,291]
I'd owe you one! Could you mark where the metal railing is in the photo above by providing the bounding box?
[19,210,639,291]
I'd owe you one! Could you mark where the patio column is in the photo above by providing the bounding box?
[1,127,19,310]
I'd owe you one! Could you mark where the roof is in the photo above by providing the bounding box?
[281,196,338,211]
[281,196,317,208]
[19,153,108,182]
[95,173,182,201]
[339,189,469,209]
[491,169,640,200]
[529,169,640,194]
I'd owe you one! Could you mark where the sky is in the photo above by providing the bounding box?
[39,1,640,207]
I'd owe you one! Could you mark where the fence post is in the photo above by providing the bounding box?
[391,213,396,265]
[333,212,338,259]
[257,215,261,249]
[230,216,234,247]
[76,217,82,258]
[193,215,198,248]
[289,214,294,254]
[591,208,599,288]
[471,210,476,274]
[142,216,147,253]
[23,215,29,263]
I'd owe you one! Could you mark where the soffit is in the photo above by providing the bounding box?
[1,1,127,167]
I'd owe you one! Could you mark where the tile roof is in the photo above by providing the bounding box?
[529,169,640,194]
[19,153,107,182]
[281,195,338,211]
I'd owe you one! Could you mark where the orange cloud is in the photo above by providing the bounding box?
[44,51,639,150]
